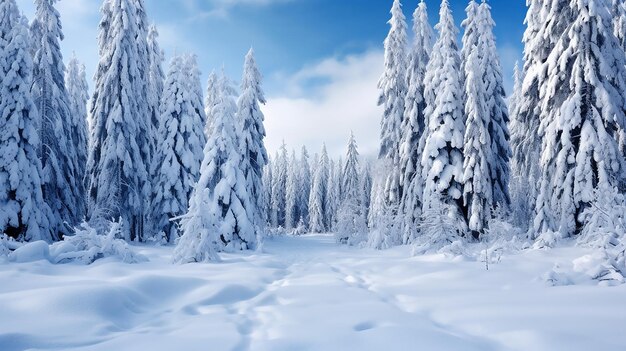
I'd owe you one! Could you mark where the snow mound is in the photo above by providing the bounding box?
[542,250,625,286]
[2,222,147,265]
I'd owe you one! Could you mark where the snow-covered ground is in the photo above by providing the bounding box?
[1,234,625,351]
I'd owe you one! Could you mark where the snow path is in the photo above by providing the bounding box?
[1,234,625,351]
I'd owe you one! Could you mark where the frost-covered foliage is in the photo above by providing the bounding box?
[0,0,54,242]
[378,0,408,205]
[534,0,626,240]
[309,145,329,233]
[460,0,479,82]
[336,134,368,246]
[146,24,164,171]
[65,55,89,190]
[149,55,206,242]
[614,0,626,51]
[204,71,219,137]
[31,0,85,238]
[237,49,269,233]
[262,160,273,226]
[174,73,256,263]
[325,159,341,232]
[50,221,148,264]
[399,1,432,236]
[270,143,288,228]
[421,0,465,221]
[87,0,151,241]
[368,160,401,247]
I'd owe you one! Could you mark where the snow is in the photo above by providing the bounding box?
[2,234,625,351]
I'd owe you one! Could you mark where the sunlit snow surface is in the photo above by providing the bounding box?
[1,234,625,351]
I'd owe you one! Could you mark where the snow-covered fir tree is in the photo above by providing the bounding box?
[271,143,288,228]
[378,0,408,205]
[297,146,312,230]
[149,55,206,242]
[262,162,273,226]
[64,54,89,195]
[399,0,432,243]
[325,159,340,232]
[336,134,367,245]
[361,161,373,225]
[461,0,479,82]
[309,145,329,233]
[285,151,300,231]
[173,73,256,262]
[146,24,164,171]
[237,48,269,233]
[534,0,626,241]
[508,62,532,229]
[204,71,219,137]
[400,1,434,225]
[0,0,53,242]
[477,1,511,209]
[420,0,465,228]
[462,47,492,239]
[31,0,84,238]
[615,0,626,50]
[86,0,151,241]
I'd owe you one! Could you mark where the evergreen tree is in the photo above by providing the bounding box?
[615,0,626,50]
[31,0,84,238]
[285,151,300,231]
[65,54,89,196]
[86,0,151,241]
[146,24,164,173]
[399,0,432,242]
[534,0,626,241]
[297,146,312,229]
[0,1,53,242]
[270,143,288,228]
[477,1,511,209]
[336,134,367,245]
[262,161,273,227]
[204,71,219,137]
[309,145,329,232]
[509,62,532,229]
[378,0,408,204]
[421,0,465,227]
[173,73,256,262]
[326,159,339,231]
[361,161,373,223]
[150,55,206,242]
[237,49,269,233]
[461,0,479,80]
[462,47,491,239]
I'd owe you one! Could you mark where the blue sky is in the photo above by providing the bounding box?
[16,0,527,157]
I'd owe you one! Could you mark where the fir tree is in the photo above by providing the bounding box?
[146,24,164,171]
[150,55,206,242]
[174,73,256,262]
[534,0,626,241]
[237,49,269,233]
[204,71,219,137]
[399,0,433,242]
[336,134,367,245]
[297,146,312,229]
[65,54,89,197]
[285,151,300,231]
[421,0,465,227]
[0,0,53,242]
[31,0,84,238]
[378,0,408,204]
[309,145,329,233]
[86,0,151,241]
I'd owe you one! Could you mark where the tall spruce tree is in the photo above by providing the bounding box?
[399,0,433,234]
[65,55,89,197]
[285,151,300,231]
[336,134,367,245]
[31,0,84,238]
[0,0,53,242]
[534,0,626,241]
[173,73,256,262]
[421,0,465,224]
[309,145,329,233]
[204,71,219,137]
[87,0,151,241]
[146,24,164,169]
[270,143,288,228]
[297,146,312,229]
[149,55,206,242]
[378,0,408,205]
[477,1,511,209]
[237,49,269,233]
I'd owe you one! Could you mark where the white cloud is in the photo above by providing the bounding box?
[182,0,292,20]
[262,50,383,159]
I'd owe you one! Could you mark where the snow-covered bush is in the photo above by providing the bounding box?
[412,201,467,254]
